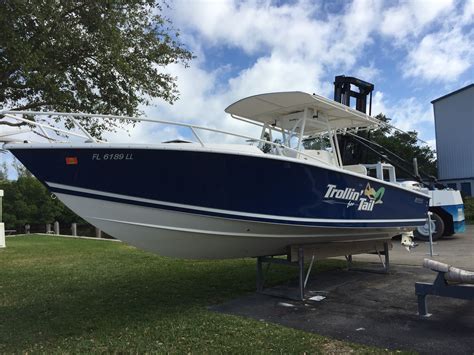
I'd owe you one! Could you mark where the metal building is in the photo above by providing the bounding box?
[432,84,474,196]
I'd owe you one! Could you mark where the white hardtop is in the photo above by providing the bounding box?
[225,91,379,135]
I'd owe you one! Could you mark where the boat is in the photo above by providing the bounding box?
[0,92,430,259]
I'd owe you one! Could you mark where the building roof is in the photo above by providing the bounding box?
[431,83,474,104]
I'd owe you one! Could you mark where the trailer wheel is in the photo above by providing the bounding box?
[414,213,445,241]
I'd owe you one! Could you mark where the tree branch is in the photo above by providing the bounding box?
[0,102,50,125]
[0,69,18,83]
[0,82,28,90]
[0,120,29,127]
[11,101,49,111]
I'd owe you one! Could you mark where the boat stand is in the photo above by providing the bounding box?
[256,240,392,301]
[415,259,474,317]
[346,241,390,274]
[256,247,312,301]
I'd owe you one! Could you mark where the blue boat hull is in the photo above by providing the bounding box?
[8,146,430,258]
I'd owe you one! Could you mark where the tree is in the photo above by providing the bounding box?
[0,160,7,180]
[0,177,58,227]
[0,175,82,228]
[12,157,33,178]
[344,114,437,179]
[0,1,192,137]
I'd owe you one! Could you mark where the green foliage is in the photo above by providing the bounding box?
[0,1,192,137]
[463,197,474,223]
[0,160,7,180]
[0,176,80,228]
[348,114,437,179]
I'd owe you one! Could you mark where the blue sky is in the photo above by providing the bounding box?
[2,0,473,178]
[160,0,473,139]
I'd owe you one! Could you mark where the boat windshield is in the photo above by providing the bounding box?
[303,136,331,151]
[225,91,379,167]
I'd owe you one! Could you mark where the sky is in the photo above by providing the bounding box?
[1,0,474,178]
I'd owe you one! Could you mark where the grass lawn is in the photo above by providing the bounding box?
[0,235,385,353]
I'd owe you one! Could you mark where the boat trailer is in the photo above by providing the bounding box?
[415,258,474,317]
[256,239,391,301]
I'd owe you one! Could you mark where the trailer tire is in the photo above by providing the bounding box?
[414,212,445,241]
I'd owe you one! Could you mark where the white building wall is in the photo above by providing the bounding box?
[434,85,474,181]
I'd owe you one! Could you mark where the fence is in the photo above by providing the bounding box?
[11,222,113,239]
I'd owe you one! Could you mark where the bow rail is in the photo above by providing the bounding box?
[0,110,330,165]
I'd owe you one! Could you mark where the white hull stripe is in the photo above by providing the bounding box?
[88,216,396,238]
[47,181,427,224]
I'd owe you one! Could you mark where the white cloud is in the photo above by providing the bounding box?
[379,0,473,83]
[380,0,454,41]
[95,0,469,163]
[142,0,467,148]
[389,97,432,132]
[370,91,433,133]
[354,63,381,82]
[371,91,389,117]
[228,55,326,98]
[368,92,436,156]
[403,28,473,82]
[329,0,382,65]
[172,0,382,69]
[171,0,325,56]
[461,0,474,25]
[3,0,471,178]
[127,0,384,146]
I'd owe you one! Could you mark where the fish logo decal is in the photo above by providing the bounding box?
[364,183,385,204]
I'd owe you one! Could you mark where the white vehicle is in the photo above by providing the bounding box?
[366,163,465,241]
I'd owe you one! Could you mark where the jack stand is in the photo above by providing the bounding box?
[256,247,313,301]
[425,212,439,257]
[256,240,392,300]
[346,241,390,274]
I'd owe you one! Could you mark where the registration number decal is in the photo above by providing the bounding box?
[92,153,134,161]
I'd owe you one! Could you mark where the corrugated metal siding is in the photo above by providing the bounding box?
[434,86,474,180]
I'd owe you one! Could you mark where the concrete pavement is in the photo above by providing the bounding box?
[213,225,474,354]
[345,225,474,269]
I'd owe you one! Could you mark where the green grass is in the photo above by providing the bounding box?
[0,236,385,353]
